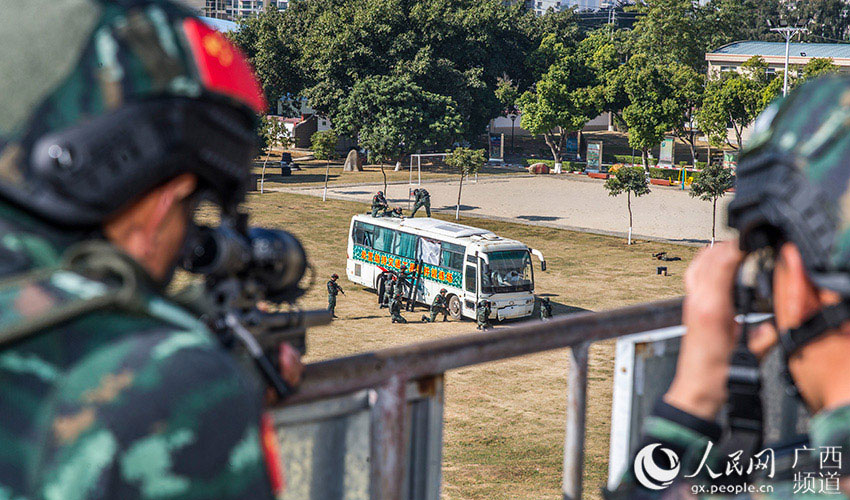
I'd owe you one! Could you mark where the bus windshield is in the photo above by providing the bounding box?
[481,250,533,293]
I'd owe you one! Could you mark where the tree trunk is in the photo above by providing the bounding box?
[381,163,388,193]
[544,133,560,163]
[626,191,632,245]
[711,197,717,246]
[456,173,464,220]
[322,159,330,202]
[641,150,648,171]
[259,150,271,194]
[687,130,697,166]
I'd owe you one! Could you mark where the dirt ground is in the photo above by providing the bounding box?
[237,191,698,499]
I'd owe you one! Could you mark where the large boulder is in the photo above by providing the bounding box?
[343,149,364,172]
[527,162,550,175]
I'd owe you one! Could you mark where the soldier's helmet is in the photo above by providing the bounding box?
[377,191,384,196]
[0,0,266,227]
[440,288,447,294]
[729,76,850,295]
[331,273,339,280]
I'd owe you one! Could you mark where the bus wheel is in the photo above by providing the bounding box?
[448,295,462,320]
[376,274,387,304]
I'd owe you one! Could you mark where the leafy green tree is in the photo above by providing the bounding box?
[669,64,705,165]
[785,0,850,42]
[698,57,770,150]
[295,0,534,142]
[801,58,840,80]
[339,74,463,193]
[312,130,338,202]
[580,26,632,129]
[620,55,681,169]
[228,5,301,110]
[689,164,735,245]
[518,35,598,164]
[445,147,486,220]
[632,0,708,70]
[495,77,519,114]
[604,167,651,245]
[258,116,287,194]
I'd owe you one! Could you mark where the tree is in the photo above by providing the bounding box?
[518,35,598,164]
[632,0,708,70]
[580,26,632,129]
[312,130,338,202]
[339,74,463,193]
[445,147,485,220]
[604,167,651,245]
[620,55,681,169]
[495,77,519,114]
[698,57,769,150]
[669,64,705,165]
[296,0,536,143]
[801,58,840,81]
[228,5,302,109]
[689,164,735,245]
[257,116,287,194]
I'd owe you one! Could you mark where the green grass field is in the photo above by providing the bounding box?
[240,191,698,499]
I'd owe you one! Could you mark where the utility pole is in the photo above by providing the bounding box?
[770,23,808,96]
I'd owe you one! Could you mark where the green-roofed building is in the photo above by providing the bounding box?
[706,41,850,78]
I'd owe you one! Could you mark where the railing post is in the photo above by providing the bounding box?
[563,342,590,500]
[370,375,408,500]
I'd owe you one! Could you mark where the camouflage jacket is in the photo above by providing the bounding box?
[327,280,342,297]
[371,194,388,210]
[606,401,850,499]
[0,204,275,500]
[415,190,430,203]
[431,294,447,310]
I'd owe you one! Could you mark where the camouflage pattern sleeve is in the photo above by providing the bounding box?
[31,329,275,500]
[605,401,724,499]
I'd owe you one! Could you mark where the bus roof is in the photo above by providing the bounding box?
[353,214,499,240]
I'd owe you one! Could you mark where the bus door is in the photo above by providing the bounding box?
[463,252,488,316]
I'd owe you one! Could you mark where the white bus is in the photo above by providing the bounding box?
[346,215,547,321]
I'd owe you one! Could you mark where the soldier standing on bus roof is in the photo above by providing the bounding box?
[477,300,492,330]
[390,291,407,323]
[539,297,553,320]
[411,188,431,217]
[327,274,344,318]
[421,288,449,322]
[381,274,396,308]
[371,191,388,217]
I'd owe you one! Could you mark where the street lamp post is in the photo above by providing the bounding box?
[770,22,808,97]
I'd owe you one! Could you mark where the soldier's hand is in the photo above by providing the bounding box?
[279,342,304,388]
[665,241,744,420]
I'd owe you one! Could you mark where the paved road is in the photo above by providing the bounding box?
[276,174,735,244]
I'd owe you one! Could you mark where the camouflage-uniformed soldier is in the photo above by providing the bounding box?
[539,297,553,320]
[0,3,285,498]
[327,273,344,318]
[371,191,388,217]
[390,292,407,324]
[411,188,431,217]
[381,207,404,218]
[476,300,492,330]
[381,275,396,308]
[421,288,449,322]
[608,77,850,498]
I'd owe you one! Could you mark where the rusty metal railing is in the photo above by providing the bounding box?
[275,297,684,500]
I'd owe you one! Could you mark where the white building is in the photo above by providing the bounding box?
[706,41,850,78]
[204,0,288,21]
[531,0,613,15]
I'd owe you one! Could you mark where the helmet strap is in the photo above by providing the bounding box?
[779,301,850,398]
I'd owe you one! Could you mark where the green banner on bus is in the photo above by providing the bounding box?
[353,244,462,287]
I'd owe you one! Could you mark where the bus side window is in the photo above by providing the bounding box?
[465,265,477,293]
[441,243,465,270]
[353,222,375,247]
[373,226,395,253]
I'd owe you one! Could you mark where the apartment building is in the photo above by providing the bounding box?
[204,0,288,21]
